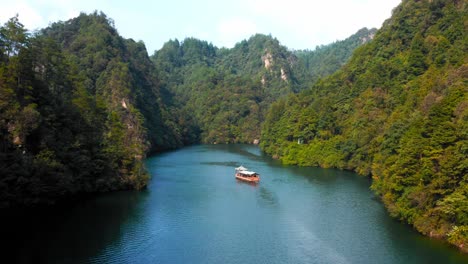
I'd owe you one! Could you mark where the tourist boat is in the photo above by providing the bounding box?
[235,166,260,183]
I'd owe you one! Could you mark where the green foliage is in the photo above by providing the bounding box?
[4,4,464,252]
[261,0,468,249]
[0,15,28,58]
[294,27,377,86]
[448,225,468,248]
[0,12,182,207]
[151,31,367,144]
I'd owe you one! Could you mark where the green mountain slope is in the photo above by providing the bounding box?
[42,12,182,152]
[152,35,303,144]
[260,0,467,250]
[0,12,181,207]
[5,14,354,206]
[294,27,377,85]
[151,31,369,144]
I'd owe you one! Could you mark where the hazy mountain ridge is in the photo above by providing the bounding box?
[294,27,377,85]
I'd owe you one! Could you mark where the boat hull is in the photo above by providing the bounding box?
[235,174,260,183]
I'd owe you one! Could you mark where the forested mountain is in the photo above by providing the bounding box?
[41,12,183,151]
[261,0,467,250]
[152,35,299,144]
[0,12,367,207]
[151,31,368,144]
[4,2,464,252]
[294,27,377,86]
[0,12,181,207]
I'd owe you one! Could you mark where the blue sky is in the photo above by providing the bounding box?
[1,0,401,54]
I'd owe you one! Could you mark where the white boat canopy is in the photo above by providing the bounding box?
[236,166,248,171]
[239,170,257,176]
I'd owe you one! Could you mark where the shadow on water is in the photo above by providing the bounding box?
[201,161,241,167]
[3,144,467,264]
[235,179,259,187]
[0,190,148,264]
[227,144,468,263]
[269,162,468,263]
[375,207,468,264]
[257,186,278,207]
[221,144,265,161]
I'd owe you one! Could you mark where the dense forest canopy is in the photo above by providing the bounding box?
[0,12,180,207]
[261,0,467,251]
[151,30,374,144]
[0,0,466,253]
[0,11,371,207]
[294,27,377,86]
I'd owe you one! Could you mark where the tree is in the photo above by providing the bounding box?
[0,15,28,58]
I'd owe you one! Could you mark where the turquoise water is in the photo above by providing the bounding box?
[2,144,467,263]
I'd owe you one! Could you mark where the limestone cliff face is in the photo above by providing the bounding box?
[262,50,291,84]
[219,34,303,97]
[262,52,273,70]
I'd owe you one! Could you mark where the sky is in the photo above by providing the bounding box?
[0,0,401,54]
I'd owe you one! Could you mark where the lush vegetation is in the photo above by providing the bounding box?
[261,0,467,251]
[152,35,298,144]
[0,13,369,207]
[294,27,377,86]
[151,31,372,144]
[0,12,182,207]
[2,0,464,253]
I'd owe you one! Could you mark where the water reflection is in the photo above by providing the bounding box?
[201,161,241,167]
[257,186,278,207]
[2,144,467,264]
[223,144,264,160]
[1,190,148,263]
[235,179,259,187]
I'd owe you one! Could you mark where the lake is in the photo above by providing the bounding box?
[2,144,467,263]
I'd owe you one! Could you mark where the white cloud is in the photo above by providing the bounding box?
[242,0,401,49]
[0,0,107,30]
[0,0,401,51]
[216,17,258,48]
[0,0,45,30]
